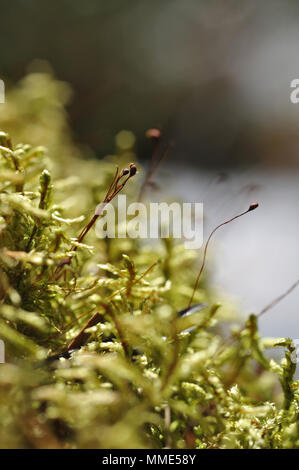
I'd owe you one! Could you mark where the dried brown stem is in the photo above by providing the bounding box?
[67,311,103,350]
[54,164,137,280]
[214,276,299,360]
[257,278,299,317]
[49,261,159,354]
[138,131,172,201]
[188,203,259,308]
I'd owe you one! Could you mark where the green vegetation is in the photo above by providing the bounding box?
[0,71,298,449]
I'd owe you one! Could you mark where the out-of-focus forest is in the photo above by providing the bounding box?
[1,0,299,167]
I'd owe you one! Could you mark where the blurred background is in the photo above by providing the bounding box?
[1,0,299,340]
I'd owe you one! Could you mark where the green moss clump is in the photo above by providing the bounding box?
[0,72,298,449]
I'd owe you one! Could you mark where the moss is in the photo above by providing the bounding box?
[0,72,298,449]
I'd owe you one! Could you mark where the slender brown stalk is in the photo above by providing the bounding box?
[214,276,299,360]
[67,311,102,350]
[49,260,159,353]
[257,278,299,317]
[105,260,159,302]
[138,129,173,201]
[188,203,259,308]
[54,164,137,280]
[46,308,94,342]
